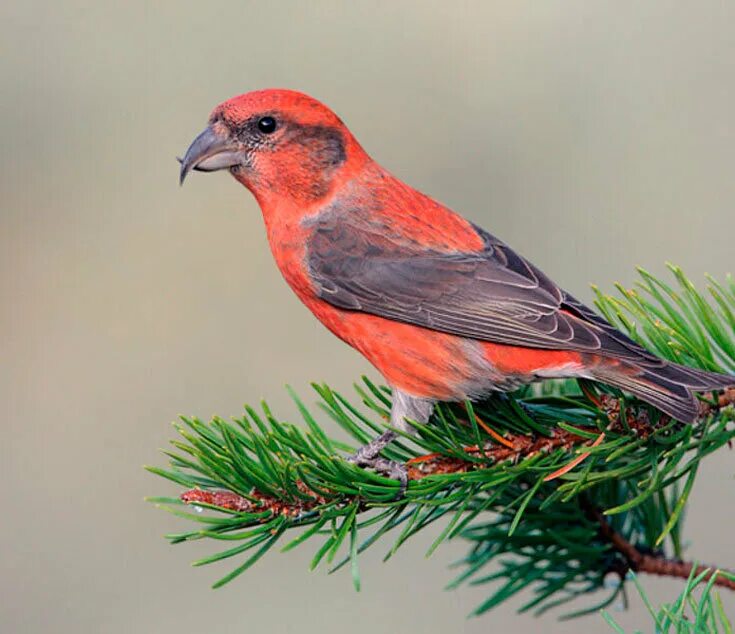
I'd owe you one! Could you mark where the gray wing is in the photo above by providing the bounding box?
[307,221,654,360]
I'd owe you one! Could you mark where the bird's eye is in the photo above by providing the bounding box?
[257,116,277,134]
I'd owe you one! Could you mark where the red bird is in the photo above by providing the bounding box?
[180,89,733,482]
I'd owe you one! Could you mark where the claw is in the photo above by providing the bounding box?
[372,457,408,494]
[348,430,407,496]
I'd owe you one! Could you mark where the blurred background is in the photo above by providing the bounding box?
[2,2,734,632]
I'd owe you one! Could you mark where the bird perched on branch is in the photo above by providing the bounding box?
[180,89,733,484]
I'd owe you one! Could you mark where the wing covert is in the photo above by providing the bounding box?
[307,220,651,359]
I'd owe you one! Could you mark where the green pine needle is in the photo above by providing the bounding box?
[148,267,735,623]
[602,570,735,633]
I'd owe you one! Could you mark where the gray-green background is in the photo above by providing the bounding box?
[2,2,734,632]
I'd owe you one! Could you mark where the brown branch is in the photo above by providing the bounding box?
[583,500,735,591]
[177,393,665,514]
[181,482,327,517]
[178,389,735,588]
[407,392,655,479]
[700,387,735,416]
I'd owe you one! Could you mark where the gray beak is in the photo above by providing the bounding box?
[179,125,243,185]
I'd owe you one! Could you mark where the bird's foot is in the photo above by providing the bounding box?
[362,457,409,492]
[348,430,408,495]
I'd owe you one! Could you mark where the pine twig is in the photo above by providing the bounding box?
[701,387,735,416]
[179,391,735,591]
[150,266,735,619]
[181,482,327,517]
[582,500,735,591]
[178,392,659,514]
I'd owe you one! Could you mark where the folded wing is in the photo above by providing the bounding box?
[308,221,654,362]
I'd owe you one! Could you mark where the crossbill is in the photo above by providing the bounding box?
[180,89,733,482]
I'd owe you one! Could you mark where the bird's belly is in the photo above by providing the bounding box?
[302,301,585,400]
[310,305,496,399]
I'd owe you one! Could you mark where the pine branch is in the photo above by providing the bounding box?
[175,391,686,512]
[582,499,735,591]
[148,267,735,619]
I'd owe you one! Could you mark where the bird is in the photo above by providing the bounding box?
[179,88,734,484]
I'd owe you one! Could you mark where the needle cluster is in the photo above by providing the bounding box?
[148,266,735,625]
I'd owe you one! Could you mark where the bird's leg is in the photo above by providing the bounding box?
[348,389,435,492]
[350,430,399,464]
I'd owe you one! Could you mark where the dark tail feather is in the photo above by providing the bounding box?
[592,361,734,423]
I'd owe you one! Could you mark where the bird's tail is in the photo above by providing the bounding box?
[590,359,734,423]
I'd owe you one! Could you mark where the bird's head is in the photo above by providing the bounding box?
[179,89,368,206]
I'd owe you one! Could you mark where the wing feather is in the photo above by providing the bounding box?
[307,221,659,363]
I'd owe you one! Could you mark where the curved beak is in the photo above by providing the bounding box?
[179,125,243,185]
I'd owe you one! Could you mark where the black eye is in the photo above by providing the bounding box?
[257,116,277,134]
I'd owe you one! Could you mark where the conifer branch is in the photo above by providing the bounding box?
[176,391,735,591]
[148,266,735,620]
[582,499,735,591]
